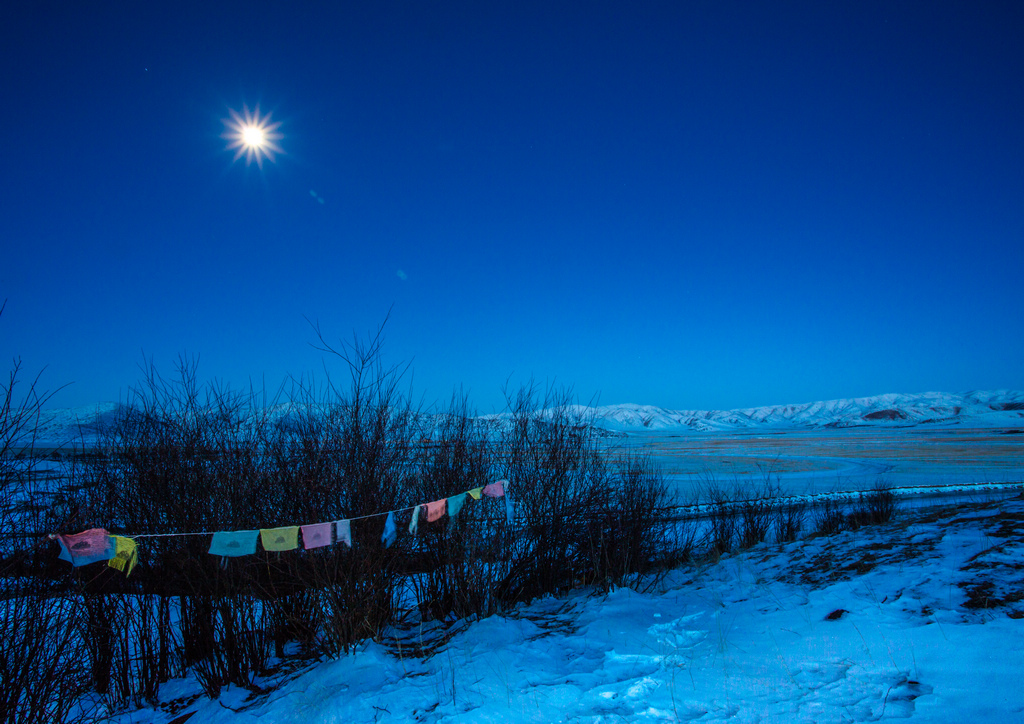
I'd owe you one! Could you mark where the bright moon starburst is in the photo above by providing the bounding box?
[222,105,283,167]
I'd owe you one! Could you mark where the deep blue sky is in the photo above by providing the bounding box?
[2,1,1022,413]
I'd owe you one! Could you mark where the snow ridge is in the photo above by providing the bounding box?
[584,389,1024,432]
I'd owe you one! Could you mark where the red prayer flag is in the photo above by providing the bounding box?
[56,528,115,567]
[425,498,447,522]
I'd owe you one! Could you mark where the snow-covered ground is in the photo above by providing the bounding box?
[113,493,1024,723]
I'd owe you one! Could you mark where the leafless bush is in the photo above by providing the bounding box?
[701,479,736,557]
[812,498,847,535]
[489,384,612,602]
[67,320,421,688]
[0,587,93,724]
[590,452,676,589]
[848,481,898,528]
[46,319,680,707]
[737,481,777,549]
[0,310,97,724]
[405,391,499,622]
[79,590,181,711]
[773,501,805,543]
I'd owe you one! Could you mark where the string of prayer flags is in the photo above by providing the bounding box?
[108,535,138,576]
[408,505,421,536]
[425,498,447,522]
[301,522,333,550]
[56,528,116,567]
[209,530,259,557]
[55,478,516,568]
[482,480,506,498]
[382,512,397,548]
[336,519,352,548]
[261,526,299,552]
[447,492,467,520]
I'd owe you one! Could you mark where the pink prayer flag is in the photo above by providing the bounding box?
[301,522,333,550]
[425,498,447,522]
[482,480,506,498]
[56,528,115,567]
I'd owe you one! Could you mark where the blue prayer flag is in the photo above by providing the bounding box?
[208,530,259,557]
[382,512,397,548]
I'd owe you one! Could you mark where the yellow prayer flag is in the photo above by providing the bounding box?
[107,535,138,576]
[468,487,483,500]
[260,526,300,552]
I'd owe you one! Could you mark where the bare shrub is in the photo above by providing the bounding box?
[79,588,182,710]
[269,322,416,653]
[405,391,499,622]
[490,384,613,603]
[590,452,676,589]
[737,481,777,549]
[0,313,97,724]
[663,516,698,569]
[191,594,273,698]
[0,586,93,724]
[405,386,682,614]
[848,481,898,528]
[773,501,806,543]
[812,498,847,536]
[701,479,736,557]
[46,317,681,708]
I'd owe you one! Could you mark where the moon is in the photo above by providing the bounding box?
[222,105,283,167]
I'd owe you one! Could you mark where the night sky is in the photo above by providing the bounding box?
[2,1,1022,413]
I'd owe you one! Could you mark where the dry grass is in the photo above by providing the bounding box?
[770,494,1024,621]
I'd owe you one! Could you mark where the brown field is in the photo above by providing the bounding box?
[613,426,1024,496]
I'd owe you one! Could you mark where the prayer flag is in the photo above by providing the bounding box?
[468,487,483,500]
[261,526,300,552]
[108,535,138,576]
[208,530,259,557]
[425,498,446,522]
[447,493,467,520]
[382,512,397,548]
[409,505,421,535]
[301,522,333,550]
[56,529,115,567]
[336,519,352,548]
[483,480,506,498]
[505,490,514,524]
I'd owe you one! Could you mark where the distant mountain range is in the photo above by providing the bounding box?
[579,390,1024,432]
[25,390,1024,444]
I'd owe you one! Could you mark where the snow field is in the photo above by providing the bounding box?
[116,496,1024,723]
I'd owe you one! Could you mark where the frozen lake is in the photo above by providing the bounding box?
[612,426,1024,500]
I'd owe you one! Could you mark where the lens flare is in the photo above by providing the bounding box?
[222,105,283,167]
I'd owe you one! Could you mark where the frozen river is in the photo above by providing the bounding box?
[612,426,1024,501]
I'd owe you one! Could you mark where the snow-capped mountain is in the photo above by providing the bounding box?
[23,390,1024,445]
[24,401,124,444]
[583,390,1024,432]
